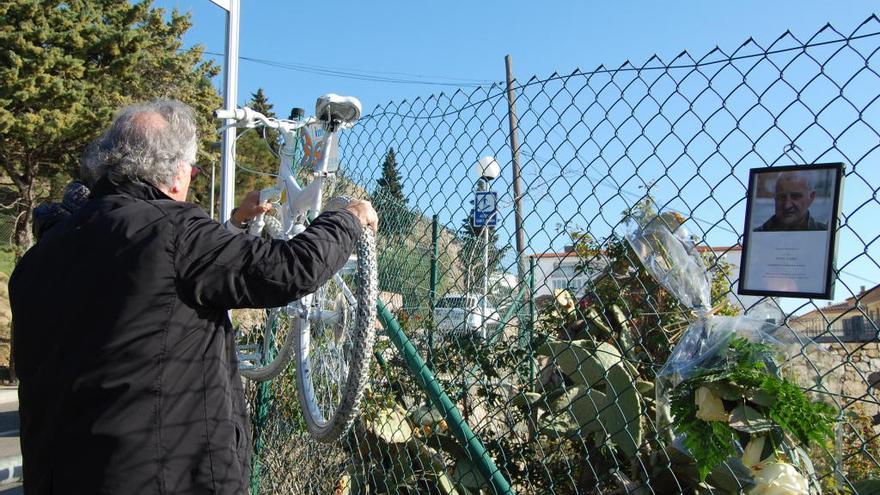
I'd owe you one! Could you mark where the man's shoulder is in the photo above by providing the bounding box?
[146,198,209,220]
[807,216,828,231]
[754,216,779,232]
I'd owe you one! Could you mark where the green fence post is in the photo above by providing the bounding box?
[377,301,513,495]
[528,257,536,391]
[428,214,439,368]
[249,380,270,494]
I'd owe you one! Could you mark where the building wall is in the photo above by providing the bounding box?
[531,247,763,312]
[785,342,880,422]
[790,295,880,342]
[531,254,585,298]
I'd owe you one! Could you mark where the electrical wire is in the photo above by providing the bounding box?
[201,51,496,87]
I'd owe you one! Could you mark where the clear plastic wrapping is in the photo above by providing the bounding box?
[627,209,837,494]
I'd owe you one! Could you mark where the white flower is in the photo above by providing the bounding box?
[748,462,809,495]
[695,386,729,422]
[741,436,773,470]
[553,289,575,312]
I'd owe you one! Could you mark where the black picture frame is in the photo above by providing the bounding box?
[738,162,845,299]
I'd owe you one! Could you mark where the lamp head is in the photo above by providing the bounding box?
[476,156,500,181]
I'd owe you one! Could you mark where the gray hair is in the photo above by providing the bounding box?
[775,170,816,191]
[85,100,198,188]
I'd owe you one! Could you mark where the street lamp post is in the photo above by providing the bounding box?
[209,0,241,223]
[475,156,500,339]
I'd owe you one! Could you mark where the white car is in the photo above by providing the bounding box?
[433,294,500,338]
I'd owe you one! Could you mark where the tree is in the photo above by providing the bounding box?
[372,148,414,237]
[200,88,281,215]
[248,88,276,118]
[0,1,221,249]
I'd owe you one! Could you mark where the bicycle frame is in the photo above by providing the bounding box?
[217,98,364,376]
[249,121,339,240]
[219,98,379,442]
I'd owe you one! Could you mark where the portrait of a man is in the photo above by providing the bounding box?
[740,163,844,299]
[754,170,828,232]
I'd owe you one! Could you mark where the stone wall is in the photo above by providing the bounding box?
[785,341,880,421]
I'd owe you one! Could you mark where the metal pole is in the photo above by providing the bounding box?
[528,256,536,390]
[504,55,526,284]
[482,225,489,340]
[210,160,216,220]
[219,0,240,223]
[428,214,439,368]
[482,181,490,341]
[376,302,513,494]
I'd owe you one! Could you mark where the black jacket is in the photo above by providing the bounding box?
[10,178,361,494]
[754,210,828,232]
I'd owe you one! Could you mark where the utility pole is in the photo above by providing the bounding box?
[210,0,240,223]
[505,55,526,283]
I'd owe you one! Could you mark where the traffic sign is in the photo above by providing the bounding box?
[472,191,498,227]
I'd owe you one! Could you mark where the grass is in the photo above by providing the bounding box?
[0,248,14,278]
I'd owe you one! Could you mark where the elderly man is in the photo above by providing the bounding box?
[755,171,828,232]
[10,100,376,494]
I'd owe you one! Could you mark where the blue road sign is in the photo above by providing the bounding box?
[473,191,498,227]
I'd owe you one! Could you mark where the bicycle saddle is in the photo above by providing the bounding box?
[316,94,362,124]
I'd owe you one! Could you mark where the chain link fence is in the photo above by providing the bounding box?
[246,16,880,494]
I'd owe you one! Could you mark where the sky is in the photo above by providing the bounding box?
[154,1,879,116]
[152,1,880,313]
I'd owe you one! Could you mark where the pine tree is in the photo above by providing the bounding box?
[248,88,276,118]
[0,1,221,249]
[377,148,406,204]
[372,148,414,237]
[232,87,281,175]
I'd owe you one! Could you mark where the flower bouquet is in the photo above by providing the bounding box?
[626,208,837,494]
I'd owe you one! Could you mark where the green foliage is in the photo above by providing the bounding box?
[764,379,837,447]
[232,130,278,204]
[812,406,880,493]
[670,396,738,481]
[372,148,415,238]
[0,0,221,246]
[248,88,276,118]
[458,215,510,287]
[0,248,14,277]
[246,87,281,156]
[376,147,405,203]
[669,336,836,482]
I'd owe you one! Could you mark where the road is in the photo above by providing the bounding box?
[0,387,21,494]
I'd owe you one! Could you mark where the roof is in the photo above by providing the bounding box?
[792,283,880,320]
[696,245,742,253]
[528,251,580,259]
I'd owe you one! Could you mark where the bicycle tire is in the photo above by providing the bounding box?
[234,209,298,382]
[236,306,299,382]
[295,227,378,442]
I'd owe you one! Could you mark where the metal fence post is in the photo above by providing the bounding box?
[528,256,536,390]
[429,214,439,368]
[249,381,270,494]
[377,301,513,495]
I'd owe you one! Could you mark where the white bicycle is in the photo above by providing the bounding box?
[215,94,377,442]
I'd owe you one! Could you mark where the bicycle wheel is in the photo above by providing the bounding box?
[296,228,378,442]
[235,305,299,381]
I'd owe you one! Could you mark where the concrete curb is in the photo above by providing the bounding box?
[0,455,21,485]
[0,389,16,407]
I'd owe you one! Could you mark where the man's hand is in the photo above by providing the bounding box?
[344,199,378,232]
[232,191,272,226]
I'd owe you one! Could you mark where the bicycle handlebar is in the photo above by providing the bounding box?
[213,108,248,121]
[214,106,310,132]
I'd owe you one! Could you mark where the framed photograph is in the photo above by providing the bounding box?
[738,163,845,299]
